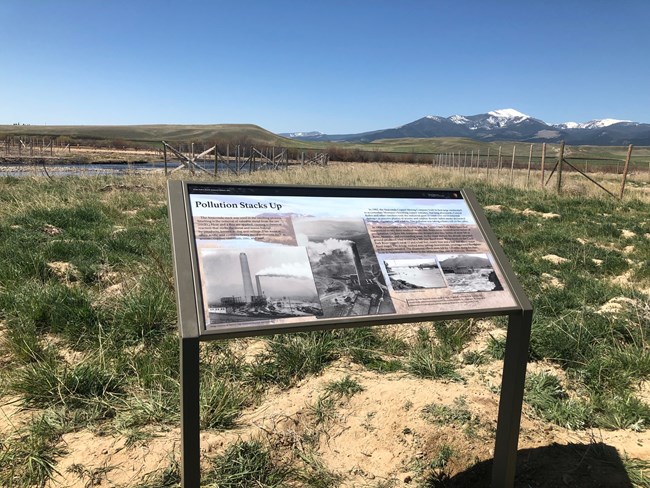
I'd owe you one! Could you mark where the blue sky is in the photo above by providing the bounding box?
[1,1,649,133]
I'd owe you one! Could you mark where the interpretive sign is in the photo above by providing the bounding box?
[182,183,521,337]
[167,181,532,488]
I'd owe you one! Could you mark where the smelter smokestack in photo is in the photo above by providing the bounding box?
[255,274,263,297]
[349,242,368,286]
[239,252,255,302]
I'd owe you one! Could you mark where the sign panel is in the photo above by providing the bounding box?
[182,183,519,335]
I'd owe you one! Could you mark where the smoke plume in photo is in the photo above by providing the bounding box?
[293,218,395,317]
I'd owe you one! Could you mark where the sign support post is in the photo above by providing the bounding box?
[491,309,533,488]
[180,337,200,487]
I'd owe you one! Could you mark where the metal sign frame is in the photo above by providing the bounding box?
[167,180,532,488]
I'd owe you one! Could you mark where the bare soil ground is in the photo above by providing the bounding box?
[2,321,645,487]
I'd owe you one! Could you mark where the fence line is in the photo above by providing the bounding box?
[161,141,328,176]
[424,142,646,199]
[1,137,648,198]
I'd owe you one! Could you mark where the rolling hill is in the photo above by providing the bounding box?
[0,123,306,148]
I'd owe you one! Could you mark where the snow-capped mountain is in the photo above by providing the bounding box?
[449,115,470,125]
[556,119,634,130]
[281,109,649,145]
[473,109,531,129]
[278,131,324,138]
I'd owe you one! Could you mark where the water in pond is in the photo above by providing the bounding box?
[0,161,277,177]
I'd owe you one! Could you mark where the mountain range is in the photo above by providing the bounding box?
[280,109,650,146]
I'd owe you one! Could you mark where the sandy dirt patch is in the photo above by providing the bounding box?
[42,223,62,236]
[46,429,179,488]
[542,254,568,265]
[541,273,564,289]
[597,296,638,315]
[47,261,81,285]
[0,397,26,436]
[483,205,504,213]
[610,269,637,288]
[521,208,560,219]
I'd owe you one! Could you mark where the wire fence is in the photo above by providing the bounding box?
[2,138,649,198]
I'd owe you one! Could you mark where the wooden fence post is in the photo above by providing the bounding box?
[540,143,546,188]
[556,141,565,194]
[164,144,168,176]
[486,148,491,179]
[526,144,533,188]
[510,146,516,185]
[214,144,218,176]
[619,144,633,199]
[497,146,502,178]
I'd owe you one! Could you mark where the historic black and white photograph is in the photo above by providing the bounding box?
[383,257,446,291]
[293,218,395,317]
[437,253,503,293]
[198,246,323,325]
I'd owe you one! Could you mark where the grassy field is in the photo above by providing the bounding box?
[2,123,649,169]
[0,165,648,487]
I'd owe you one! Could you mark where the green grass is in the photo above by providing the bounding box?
[204,439,294,488]
[0,167,649,486]
[199,369,250,430]
[0,413,67,487]
[307,376,364,428]
[252,326,403,386]
[421,397,483,440]
[11,357,124,409]
[524,372,592,430]
[411,442,456,488]
[252,331,339,386]
[133,459,180,488]
[623,456,650,488]
[407,326,465,381]
[324,375,364,398]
